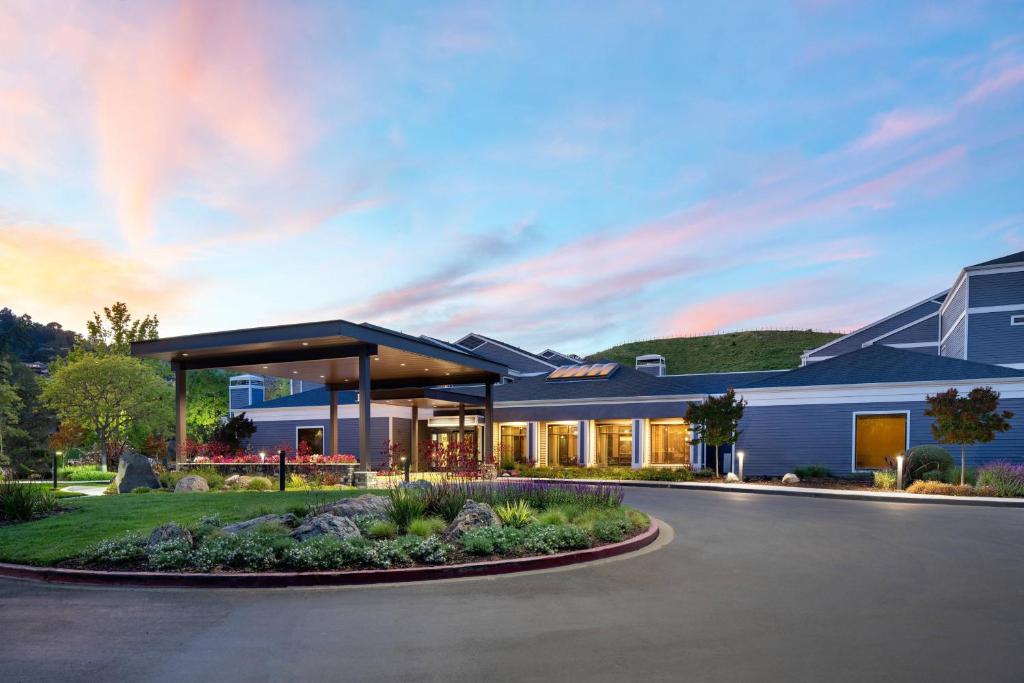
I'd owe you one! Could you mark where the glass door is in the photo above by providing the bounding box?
[547,424,578,466]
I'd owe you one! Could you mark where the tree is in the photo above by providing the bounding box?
[925,387,1014,485]
[211,413,256,451]
[187,369,231,442]
[0,351,54,477]
[42,353,172,470]
[84,302,159,354]
[0,355,24,469]
[686,388,747,475]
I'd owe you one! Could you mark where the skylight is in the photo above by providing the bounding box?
[546,362,619,381]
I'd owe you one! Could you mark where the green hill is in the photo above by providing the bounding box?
[589,330,842,374]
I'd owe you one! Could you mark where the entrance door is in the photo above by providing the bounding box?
[547,424,578,466]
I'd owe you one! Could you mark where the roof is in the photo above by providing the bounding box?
[662,370,788,394]
[968,250,1024,269]
[453,332,556,373]
[245,385,486,410]
[745,345,1024,388]
[490,364,701,402]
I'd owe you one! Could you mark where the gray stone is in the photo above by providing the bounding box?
[443,500,499,542]
[354,470,378,488]
[318,494,390,520]
[147,523,192,552]
[399,480,432,491]
[174,475,209,493]
[222,513,298,535]
[725,472,740,483]
[114,450,161,493]
[225,475,252,488]
[782,473,801,485]
[290,514,363,542]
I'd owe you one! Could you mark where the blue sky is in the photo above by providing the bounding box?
[1,0,1023,354]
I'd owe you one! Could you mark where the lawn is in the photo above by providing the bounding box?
[0,489,374,566]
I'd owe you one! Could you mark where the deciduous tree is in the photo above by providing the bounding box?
[925,387,1014,486]
[686,388,747,475]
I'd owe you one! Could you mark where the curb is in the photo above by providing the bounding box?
[517,478,1024,509]
[0,518,660,589]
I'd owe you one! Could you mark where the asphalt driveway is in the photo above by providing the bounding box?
[2,488,1023,682]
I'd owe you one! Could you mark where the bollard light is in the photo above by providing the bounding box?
[737,450,745,482]
[259,451,266,463]
[401,455,409,483]
[896,455,904,491]
[278,450,286,492]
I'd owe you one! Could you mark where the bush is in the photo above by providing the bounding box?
[400,536,452,564]
[535,509,569,526]
[425,480,622,518]
[975,462,1024,498]
[367,520,398,539]
[0,481,59,522]
[521,524,591,555]
[58,466,115,482]
[794,465,831,479]
[361,539,410,568]
[591,517,633,543]
[407,516,447,537]
[80,533,147,566]
[944,467,977,486]
[461,526,527,556]
[873,470,897,490]
[919,470,945,482]
[905,481,975,496]
[160,467,225,491]
[495,500,535,528]
[244,476,273,492]
[386,488,427,531]
[281,537,366,570]
[693,468,716,478]
[906,445,954,480]
[191,531,285,571]
[148,538,193,570]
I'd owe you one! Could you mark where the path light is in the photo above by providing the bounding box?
[259,451,266,463]
[896,455,904,491]
[737,450,745,482]
[401,455,409,483]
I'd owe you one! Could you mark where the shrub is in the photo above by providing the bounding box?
[386,488,428,531]
[794,465,831,479]
[461,526,527,556]
[693,468,716,478]
[495,500,535,528]
[591,517,633,543]
[905,481,975,496]
[361,539,410,568]
[400,536,452,564]
[521,524,591,555]
[80,533,147,566]
[367,520,398,539]
[535,508,569,526]
[58,466,115,482]
[148,538,193,570]
[425,480,623,517]
[906,445,954,480]
[423,484,469,522]
[944,467,977,486]
[191,531,285,571]
[244,476,273,492]
[287,473,307,490]
[407,516,447,537]
[281,537,366,570]
[873,470,897,490]
[975,462,1024,498]
[0,481,59,522]
[919,470,945,482]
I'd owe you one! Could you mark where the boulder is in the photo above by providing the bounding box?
[781,473,801,485]
[399,480,432,491]
[319,494,390,520]
[443,500,499,542]
[222,513,298,535]
[114,450,161,493]
[147,522,193,552]
[225,475,252,488]
[174,475,209,493]
[290,514,363,542]
[724,472,740,483]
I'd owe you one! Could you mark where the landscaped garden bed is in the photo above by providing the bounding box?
[0,481,651,579]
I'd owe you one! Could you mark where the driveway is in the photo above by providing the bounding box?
[2,488,1022,682]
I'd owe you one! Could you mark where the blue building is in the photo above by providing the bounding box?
[239,250,1024,475]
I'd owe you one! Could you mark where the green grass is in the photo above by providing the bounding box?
[589,330,841,374]
[0,489,378,566]
[58,466,116,482]
[24,485,87,499]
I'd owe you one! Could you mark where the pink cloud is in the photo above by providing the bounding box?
[960,62,1024,105]
[852,109,952,151]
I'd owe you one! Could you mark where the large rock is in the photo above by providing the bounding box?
[222,513,298,535]
[724,472,740,483]
[319,494,390,520]
[399,480,432,491]
[781,473,801,485]
[443,500,499,542]
[291,514,363,542]
[147,522,193,552]
[114,450,161,493]
[174,475,209,493]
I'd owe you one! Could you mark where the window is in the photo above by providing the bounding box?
[500,425,528,464]
[547,424,579,466]
[650,422,690,466]
[854,413,908,470]
[596,423,633,467]
[1012,315,1024,326]
[297,427,324,456]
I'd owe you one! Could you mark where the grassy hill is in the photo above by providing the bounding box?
[589,330,842,374]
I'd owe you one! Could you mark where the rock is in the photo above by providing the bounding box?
[147,522,192,552]
[114,450,161,493]
[443,500,499,542]
[782,473,801,485]
[724,472,740,483]
[399,480,432,491]
[225,475,252,488]
[222,513,298,535]
[319,494,390,520]
[174,475,209,493]
[290,514,363,542]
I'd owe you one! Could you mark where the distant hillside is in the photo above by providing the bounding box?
[0,307,79,363]
[589,330,842,374]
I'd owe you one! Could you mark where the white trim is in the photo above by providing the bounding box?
[939,310,967,344]
[968,304,1024,314]
[851,410,910,473]
[965,262,1024,276]
[939,272,968,317]
[740,377,1024,406]
[1002,363,1024,369]
[862,311,938,346]
[495,394,704,408]
[243,404,419,422]
[883,342,938,349]
[662,369,788,378]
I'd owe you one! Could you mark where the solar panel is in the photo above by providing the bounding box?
[546,362,619,381]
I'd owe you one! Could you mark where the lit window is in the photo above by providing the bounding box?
[854,414,907,469]
[500,425,528,464]
[1011,314,1024,326]
[596,423,633,467]
[297,427,324,455]
[547,424,579,466]
[650,423,690,465]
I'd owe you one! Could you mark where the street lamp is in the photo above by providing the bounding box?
[737,450,745,482]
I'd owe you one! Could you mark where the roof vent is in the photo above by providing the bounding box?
[635,354,666,377]
[546,362,619,381]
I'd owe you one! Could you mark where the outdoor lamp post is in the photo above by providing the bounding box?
[896,455,905,491]
[53,450,63,490]
[737,450,745,482]
[401,455,409,483]
[278,450,286,492]
[259,451,266,463]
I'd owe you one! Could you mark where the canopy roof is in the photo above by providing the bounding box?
[130,319,507,389]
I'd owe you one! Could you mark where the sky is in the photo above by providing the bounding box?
[1,0,1023,355]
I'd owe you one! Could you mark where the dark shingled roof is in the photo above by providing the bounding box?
[488,365,701,401]
[969,250,1024,269]
[662,371,788,394]
[743,345,1024,388]
[245,387,358,410]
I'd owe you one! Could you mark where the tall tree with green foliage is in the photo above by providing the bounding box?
[685,388,747,475]
[85,302,159,354]
[0,351,53,477]
[186,369,230,442]
[0,355,24,469]
[925,387,1014,485]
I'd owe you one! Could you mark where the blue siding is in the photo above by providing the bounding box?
[247,417,392,466]
[229,388,250,411]
[967,309,1024,365]
[969,271,1024,307]
[739,398,1024,476]
[876,315,938,345]
[941,279,967,340]
[941,317,966,359]
[807,300,940,359]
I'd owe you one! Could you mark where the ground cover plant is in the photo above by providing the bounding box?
[58,466,116,482]
[517,466,696,482]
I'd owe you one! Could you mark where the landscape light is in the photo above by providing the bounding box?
[896,455,904,491]
[259,451,266,463]
[737,450,745,482]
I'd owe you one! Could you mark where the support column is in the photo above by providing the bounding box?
[358,349,371,471]
[458,403,465,443]
[328,385,339,456]
[484,382,494,463]
[173,362,186,463]
[410,404,419,472]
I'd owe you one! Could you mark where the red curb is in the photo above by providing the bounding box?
[0,519,660,589]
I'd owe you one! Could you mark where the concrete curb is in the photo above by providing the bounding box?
[515,478,1024,508]
[0,518,660,589]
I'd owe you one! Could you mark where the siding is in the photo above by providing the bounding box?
[968,271,1024,308]
[229,388,251,411]
[739,398,1024,476]
[967,309,1024,365]
[941,317,967,359]
[247,417,392,467]
[941,278,968,340]
[807,300,940,359]
[392,418,412,459]
[876,315,939,345]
